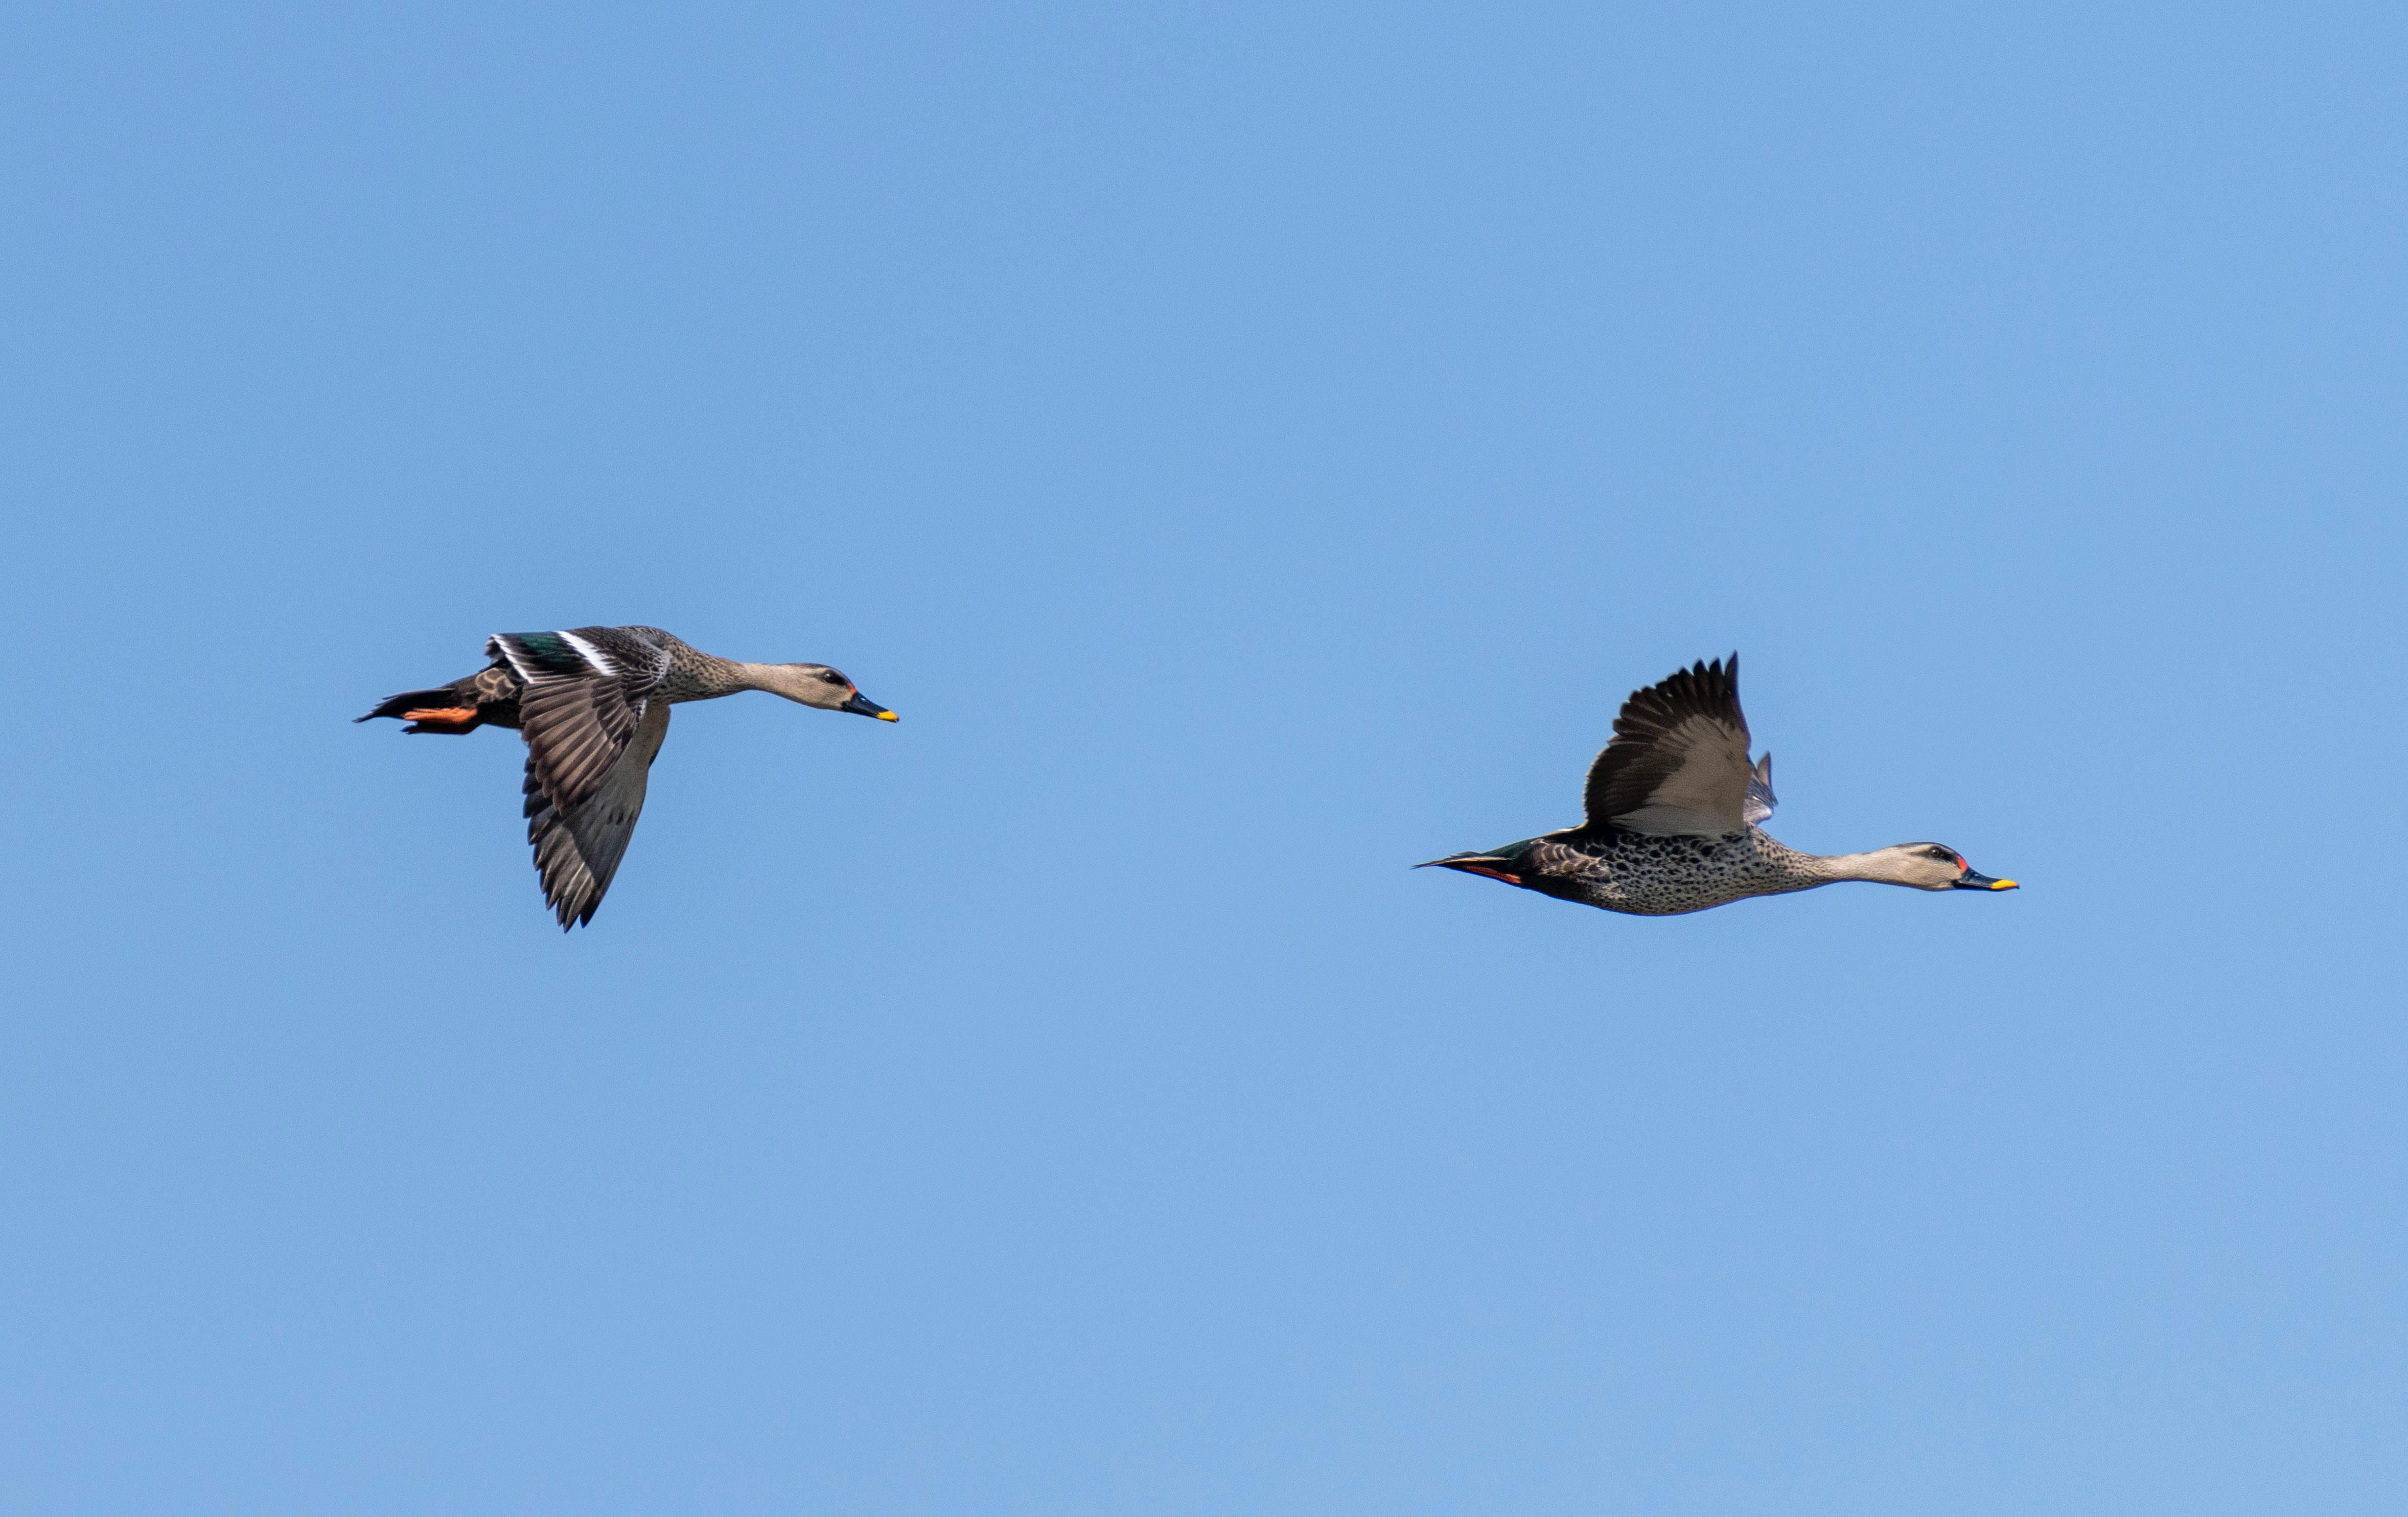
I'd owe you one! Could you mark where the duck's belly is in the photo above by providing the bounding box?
[1534,831,1811,917]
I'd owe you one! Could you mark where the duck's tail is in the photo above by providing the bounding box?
[356,686,489,734]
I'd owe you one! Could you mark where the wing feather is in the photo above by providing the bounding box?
[493,627,672,815]
[1581,654,1757,837]
[525,702,672,929]
[1743,753,1777,825]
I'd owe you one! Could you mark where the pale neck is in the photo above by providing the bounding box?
[656,644,756,701]
[1798,848,1920,886]
[725,661,833,707]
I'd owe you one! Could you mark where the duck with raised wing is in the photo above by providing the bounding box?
[359,626,896,929]
[1423,655,2016,916]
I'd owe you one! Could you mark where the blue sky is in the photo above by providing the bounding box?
[5,2,2404,1512]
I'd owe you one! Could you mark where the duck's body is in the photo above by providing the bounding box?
[1426,655,2016,916]
[1468,827,1829,916]
[359,625,895,929]
[357,626,856,733]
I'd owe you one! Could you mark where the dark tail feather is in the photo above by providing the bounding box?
[357,687,486,733]
[358,686,455,722]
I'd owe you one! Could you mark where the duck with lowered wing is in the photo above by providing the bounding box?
[359,625,896,929]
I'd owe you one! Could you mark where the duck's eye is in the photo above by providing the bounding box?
[1926,847,1952,860]
[819,669,849,685]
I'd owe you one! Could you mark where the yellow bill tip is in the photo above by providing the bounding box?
[1990,879,2019,890]
[875,709,899,721]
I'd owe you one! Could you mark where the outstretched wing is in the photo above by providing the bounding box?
[1581,654,1756,837]
[525,700,672,929]
[491,627,673,816]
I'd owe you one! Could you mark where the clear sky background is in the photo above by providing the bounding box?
[4,2,2404,1512]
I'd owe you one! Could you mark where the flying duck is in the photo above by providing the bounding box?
[1423,655,2016,915]
[359,626,896,928]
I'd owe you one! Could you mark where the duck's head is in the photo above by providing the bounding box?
[752,663,898,720]
[1870,842,2016,891]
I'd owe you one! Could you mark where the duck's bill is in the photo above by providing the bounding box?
[1953,870,2018,891]
[842,693,899,721]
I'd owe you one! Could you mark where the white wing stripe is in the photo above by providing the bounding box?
[557,629,618,675]
[489,634,535,682]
